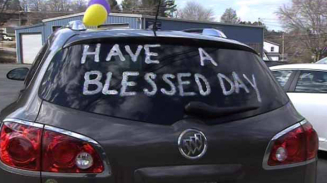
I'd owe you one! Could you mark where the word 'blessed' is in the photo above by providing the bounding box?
[83,71,262,103]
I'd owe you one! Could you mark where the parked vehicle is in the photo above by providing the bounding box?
[316,57,327,64]
[271,64,327,152]
[2,34,14,41]
[0,24,318,183]
[264,61,290,67]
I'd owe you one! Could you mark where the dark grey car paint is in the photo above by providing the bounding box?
[34,100,312,183]
[0,28,317,183]
[0,29,76,123]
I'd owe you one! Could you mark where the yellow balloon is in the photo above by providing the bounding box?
[83,4,108,27]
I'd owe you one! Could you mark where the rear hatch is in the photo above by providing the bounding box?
[36,37,304,183]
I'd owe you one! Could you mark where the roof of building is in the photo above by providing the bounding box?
[264,40,280,46]
[270,64,327,71]
[42,12,143,22]
[15,23,44,30]
[266,52,280,56]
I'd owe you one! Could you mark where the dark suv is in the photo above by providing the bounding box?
[0,26,318,183]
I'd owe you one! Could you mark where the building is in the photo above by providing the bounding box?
[1,27,15,36]
[0,29,3,41]
[264,40,281,61]
[15,13,264,64]
[0,27,15,41]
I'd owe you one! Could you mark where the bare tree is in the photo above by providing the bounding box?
[0,0,9,12]
[121,0,140,10]
[20,0,28,11]
[0,0,10,26]
[46,0,71,12]
[6,0,21,10]
[139,0,176,17]
[70,0,87,12]
[221,8,240,24]
[122,0,176,17]
[27,0,47,11]
[277,0,327,61]
[109,0,121,12]
[177,1,215,21]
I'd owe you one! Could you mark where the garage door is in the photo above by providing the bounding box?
[21,34,42,64]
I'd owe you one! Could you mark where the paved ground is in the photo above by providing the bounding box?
[0,64,326,182]
[317,152,327,183]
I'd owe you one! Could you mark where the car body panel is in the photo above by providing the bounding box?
[271,64,327,71]
[316,57,327,64]
[271,64,327,152]
[288,93,327,151]
[34,100,309,183]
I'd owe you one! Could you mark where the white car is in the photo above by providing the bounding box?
[316,57,327,64]
[271,64,327,151]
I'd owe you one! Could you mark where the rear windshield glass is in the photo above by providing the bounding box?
[40,41,288,125]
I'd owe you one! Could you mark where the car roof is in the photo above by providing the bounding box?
[316,57,327,64]
[270,63,327,71]
[77,29,240,44]
[61,29,256,53]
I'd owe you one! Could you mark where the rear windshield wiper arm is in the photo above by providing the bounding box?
[185,102,260,118]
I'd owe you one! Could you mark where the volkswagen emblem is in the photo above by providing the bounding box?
[178,129,208,160]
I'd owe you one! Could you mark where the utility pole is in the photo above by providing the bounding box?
[282,32,285,61]
[19,11,21,26]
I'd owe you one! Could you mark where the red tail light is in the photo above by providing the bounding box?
[0,120,105,174]
[42,129,104,173]
[263,120,318,169]
[0,122,42,171]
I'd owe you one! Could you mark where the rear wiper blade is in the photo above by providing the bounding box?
[185,102,260,118]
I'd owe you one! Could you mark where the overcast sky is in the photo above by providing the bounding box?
[116,0,291,31]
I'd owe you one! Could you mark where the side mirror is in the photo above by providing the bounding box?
[6,67,29,81]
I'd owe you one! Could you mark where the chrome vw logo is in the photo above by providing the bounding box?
[178,129,208,160]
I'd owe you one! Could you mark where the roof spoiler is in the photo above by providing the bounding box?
[183,28,227,38]
[67,20,86,31]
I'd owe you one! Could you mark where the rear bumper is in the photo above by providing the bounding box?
[133,162,317,183]
[134,164,243,183]
[0,161,40,183]
[0,161,317,183]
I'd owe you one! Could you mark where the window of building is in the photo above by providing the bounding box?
[52,26,62,33]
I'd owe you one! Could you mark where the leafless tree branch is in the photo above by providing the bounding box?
[277,0,327,61]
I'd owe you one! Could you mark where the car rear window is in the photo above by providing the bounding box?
[40,40,288,125]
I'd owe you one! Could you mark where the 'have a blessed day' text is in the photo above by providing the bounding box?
[80,44,261,103]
